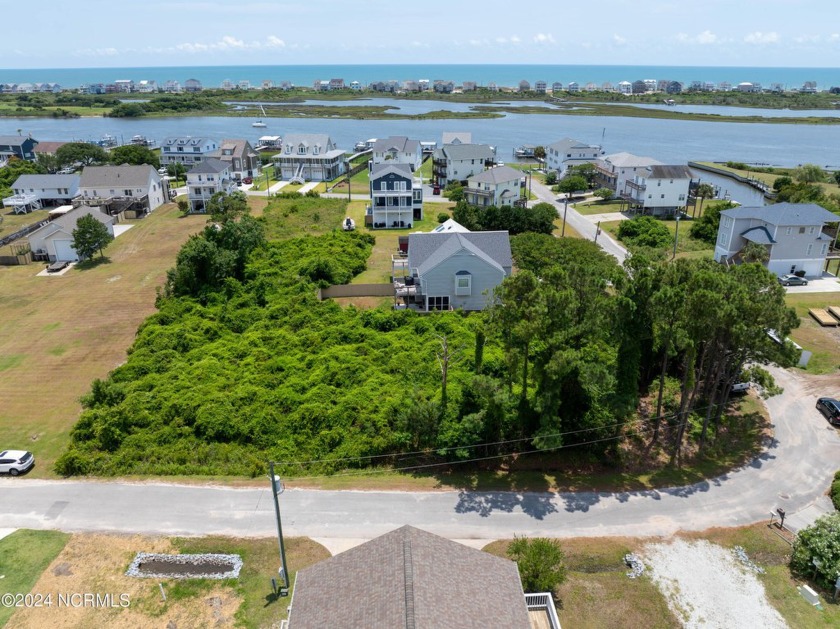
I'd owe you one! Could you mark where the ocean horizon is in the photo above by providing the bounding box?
[1,64,838,91]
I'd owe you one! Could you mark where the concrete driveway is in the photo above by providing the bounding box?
[784,273,840,293]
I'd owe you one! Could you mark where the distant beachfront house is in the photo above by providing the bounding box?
[273,133,346,182]
[184,78,203,92]
[567,81,580,93]
[163,80,182,93]
[545,137,603,177]
[617,81,632,95]
[432,143,496,187]
[714,203,839,277]
[368,163,423,229]
[623,164,693,216]
[596,152,663,194]
[534,80,546,94]
[370,136,422,171]
[518,80,530,92]
[551,81,563,93]
[186,158,237,213]
[0,135,38,162]
[114,80,134,93]
[464,165,523,207]
[160,137,219,168]
[433,80,454,93]
[136,80,157,93]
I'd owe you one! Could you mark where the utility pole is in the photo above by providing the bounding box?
[672,213,681,259]
[269,462,290,596]
[562,196,569,237]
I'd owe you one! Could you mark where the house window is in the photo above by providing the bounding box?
[799,227,806,234]
[428,296,450,311]
[822,244,828,255]
[807,243,813,256]
[298,145,305,154]
[786,227,792,235]
[679,194,685,201]
[455,272,472,296]
[809,226,816,235]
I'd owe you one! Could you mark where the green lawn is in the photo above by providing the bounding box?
[575,200,627,216]
[784,293,840,374]
[599,217,714,256]
[0,530,71,627]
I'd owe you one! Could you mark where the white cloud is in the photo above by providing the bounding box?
[144,35,287,55]
[510,35,521,44]
[829,33,840,42]
[613,34,627,45]
[533,33,555,44]
[73,47,119,57]
[676,30,718,45]
[744,31,779,44]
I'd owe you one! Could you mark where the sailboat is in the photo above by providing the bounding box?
[252,104,267,128]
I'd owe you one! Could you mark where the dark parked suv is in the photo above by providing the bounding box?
[816,397,840,425]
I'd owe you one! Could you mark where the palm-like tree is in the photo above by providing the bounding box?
[694,183,715,217]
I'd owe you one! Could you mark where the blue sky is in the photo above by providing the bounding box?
[6,0,840,68]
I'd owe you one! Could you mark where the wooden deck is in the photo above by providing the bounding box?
[528,608,554,629]
[828,306,840,322]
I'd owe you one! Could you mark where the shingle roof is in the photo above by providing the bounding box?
[282,133,332,148]
[431,218,470,233]
[12,174,79,189]
[370,162,413,179]
[547,137,600,153]
[0,135,33,145]
[722,202,839,226]
[79,165,157,188]
[442,132,471,144]
[32,141,68,154]
[740,226,776,245]
[408,231,512,275]
[29,205,113,240]
[434,143,495,161]
[289,526,530,629]
[648,165,692,179]
[372,136,419,153]
[188,158,230,174]
[603,152,662,168]
[468,165,522,185]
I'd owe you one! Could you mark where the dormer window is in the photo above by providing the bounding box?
[298,145,306,155]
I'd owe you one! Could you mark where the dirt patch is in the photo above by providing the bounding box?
[6,534,241,629]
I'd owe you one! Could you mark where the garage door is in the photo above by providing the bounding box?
[53,239,79,262]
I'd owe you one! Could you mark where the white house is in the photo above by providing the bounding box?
[714,203,839,277]
[186,158,237,213]
[159,136,219,168]
[395,231,512,311]
[79,165,166,213]
[545,138,603,176]
[370,136,422,171]
[273,133,346,182]
[28,205,115,262]
[4,174,79,213]
[432,143,496,186]
[368,163,423,229]
[623,165,692,216]
[596,152,662,194]
[464,165,523,207]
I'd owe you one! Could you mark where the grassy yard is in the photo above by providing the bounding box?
[3,532,329,629]
[574,199,627,216]
[693,161,840,197]
[0,207,50,239]
[0,203,206,477]
[0,530,70,628]
[784,292,840,374]
[599,217,714,257]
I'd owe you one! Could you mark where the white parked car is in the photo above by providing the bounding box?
[0,450,35,476]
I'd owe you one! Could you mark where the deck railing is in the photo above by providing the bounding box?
[525,592,561,629]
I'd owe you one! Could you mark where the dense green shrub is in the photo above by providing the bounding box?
[831,470,840,511]
[507,536,567,593]
[790,513,840,590]
[617,216,673,249]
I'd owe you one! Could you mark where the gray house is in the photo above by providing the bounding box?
[370,136,422,171]
[28,205,115,262]
[368,163,422,229]
[714,203,839,276]
[287,526,549,629]
[396,231,512,311]
[4,174,80,213]
[432,143,496,187]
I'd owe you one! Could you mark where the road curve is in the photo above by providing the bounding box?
[1,368,838,541]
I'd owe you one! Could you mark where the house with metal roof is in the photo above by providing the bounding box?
[159,136,219,168]
[273,133,346,182]
[370,136,422,171]
[464,165,523,207]
[28,205,115,262]
[287,526,559,629]
[714,203,839,277]
[545,138,603,176]
[186,158,237,213]
[79,164,167,214]
[623,164,693,216]
[394,231,512,311]
[432,143,496,187]
[368,163,423,229]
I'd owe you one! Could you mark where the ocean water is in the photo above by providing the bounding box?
[1,64,839,91]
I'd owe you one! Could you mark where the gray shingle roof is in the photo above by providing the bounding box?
[722,202,839,226]
[370,162,413,179]
[79,165,158,188]
[289,526,530,629]
[547,137,600,153]
[433,143,495,161]
[28,205,113,240]
[740,226,776,245]
[0,135,32,146]
[372,136,419,153]
[188,158,230,174]
[408,231,512,275]
[468,165,522,184]
[648,165,692,179]
[12,174,79,189]
[603,152,662,168]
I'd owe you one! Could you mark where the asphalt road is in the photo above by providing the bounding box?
[2,368,838,542]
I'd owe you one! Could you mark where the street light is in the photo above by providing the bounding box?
[269,461,290,596]
[672,212,681,259]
